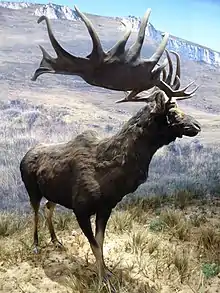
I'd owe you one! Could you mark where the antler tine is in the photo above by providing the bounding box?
[173,75,181,90]
[164,50,173,85]
[170,50,181,90]
[162,67,167,81]
[38,45,53,60]
[151,57,168,80]
[106,21,132,59]
[149,33,169,69]
[158,50,199,99]
[116,89,143,103]
[31,16,81,81]
[116,89,160,103]
[160,79,199,99]
[37,16,73,59]
[170,51,180,76]
[161,50,179,90]
[126,9,151,62]
[74,5,105,62]
[31,45,56,78]
[175,84,200,100]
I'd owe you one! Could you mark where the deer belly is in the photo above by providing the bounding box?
[125,176,147,193]
[39,180,73,209]
[36,167,75,209]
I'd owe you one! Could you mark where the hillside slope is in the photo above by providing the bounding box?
[1,1,220,66]
[0,3,220,116]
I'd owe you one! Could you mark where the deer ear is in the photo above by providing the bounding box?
[150,91,166,114]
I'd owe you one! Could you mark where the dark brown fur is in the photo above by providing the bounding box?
[20,91,201,279]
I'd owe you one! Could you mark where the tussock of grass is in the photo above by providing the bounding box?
[108,210,134,234]
[171,248,190,283]
[66,268,159,293]
[157,209,191,241]
[160,209,183,228]
[0,212,28,237]
[173,190,194,210]
[147,237,160,255]
[125,229,149,255]
[190,213,207,227]
[197,225,220,264]
[52,211,77,231]
[198,226,220,250]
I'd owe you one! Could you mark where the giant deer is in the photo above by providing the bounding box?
[31,6,198,100]
[20,51,201,280]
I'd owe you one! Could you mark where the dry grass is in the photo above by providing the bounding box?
[159,209,191,241]
[0,196,219,293]
[0,212,28,237]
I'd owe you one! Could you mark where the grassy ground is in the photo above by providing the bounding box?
[0,194,219,293]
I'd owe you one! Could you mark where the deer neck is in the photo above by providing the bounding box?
[97,106,171,173]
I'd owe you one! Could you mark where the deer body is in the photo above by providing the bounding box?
[20,104,160,214]
[21,132,99,211]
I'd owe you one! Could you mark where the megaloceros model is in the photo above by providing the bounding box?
[20,51,201,280]
[31,6,198,101]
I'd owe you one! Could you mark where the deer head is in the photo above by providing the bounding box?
[145,90,200,140]
[31,6,198,100]
[117,50,201,142]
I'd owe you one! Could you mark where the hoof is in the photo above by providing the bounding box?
[103,276,116,293]
[103,267,114,279]
[102,268,116,293]
[52,239,65,250]
[33,246,40,254]
[101,268,114,282]
[98,266,114,281]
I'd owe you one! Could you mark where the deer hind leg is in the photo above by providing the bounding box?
[44,201,63,249]
[75,213,107,281]
[95,208,112,276]
[29,193,42,254]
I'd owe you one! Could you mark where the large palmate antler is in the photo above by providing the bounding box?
[31,6,195,99]
[116,50,199,103]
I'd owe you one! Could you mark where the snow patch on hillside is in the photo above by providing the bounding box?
[34,3,79,20]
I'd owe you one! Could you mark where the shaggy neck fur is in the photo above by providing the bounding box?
[98,103,173,165]
[96,103,176,202]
